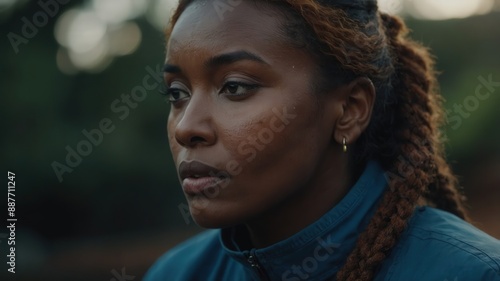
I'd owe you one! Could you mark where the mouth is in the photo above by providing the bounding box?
[179,160,230,195]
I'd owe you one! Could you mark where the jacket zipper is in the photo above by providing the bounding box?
[246,251,270,281]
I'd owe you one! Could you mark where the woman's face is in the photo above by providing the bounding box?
[165,0,344,228]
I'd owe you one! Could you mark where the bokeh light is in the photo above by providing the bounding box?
[409,0,495,20]
[147,0,177,31]
[65,10,107,54]
[92,0,147,24]
[378,0,496,19]
[46,0,498,72]
[54,2,144,74]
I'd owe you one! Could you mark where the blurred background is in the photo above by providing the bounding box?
[0,0,499,280]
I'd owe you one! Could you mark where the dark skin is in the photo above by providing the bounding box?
[165,1,376,248]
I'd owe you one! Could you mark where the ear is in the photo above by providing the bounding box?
[333,77,376,146]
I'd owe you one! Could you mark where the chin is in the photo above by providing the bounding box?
[188,201,246,229]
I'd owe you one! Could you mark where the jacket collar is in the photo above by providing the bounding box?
[220,161,388,280]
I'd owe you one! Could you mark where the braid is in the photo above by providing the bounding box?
[167,1,470,280]
[426,156,469,220]
[336,13,443,280]
[381,13,469,221]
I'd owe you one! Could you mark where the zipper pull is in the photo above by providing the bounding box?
[247,254,260,269]
[247,254,270,281]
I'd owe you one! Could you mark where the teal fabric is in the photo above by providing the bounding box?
[144,161,500,280]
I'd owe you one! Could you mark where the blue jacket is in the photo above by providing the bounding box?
[144,162,500,280]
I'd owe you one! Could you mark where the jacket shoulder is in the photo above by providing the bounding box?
[143,229,226,281]
[382,207,500,281]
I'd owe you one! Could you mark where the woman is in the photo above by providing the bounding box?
[145,0,500,280]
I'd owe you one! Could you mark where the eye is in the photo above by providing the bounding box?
[220,81,258,98]
[160,84,190,104]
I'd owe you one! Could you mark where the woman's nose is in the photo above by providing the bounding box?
[172,96,216,148]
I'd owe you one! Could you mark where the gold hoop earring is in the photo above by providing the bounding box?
[342,137,347,153]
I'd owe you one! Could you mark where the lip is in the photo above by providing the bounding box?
[179,160,230,195]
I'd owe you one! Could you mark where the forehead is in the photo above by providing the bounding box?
[168,0,288,57]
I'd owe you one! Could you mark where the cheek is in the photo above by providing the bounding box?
[227,125,317,222]
[167,113,181,163]
[217,101,288,148]
[220,100,322,191]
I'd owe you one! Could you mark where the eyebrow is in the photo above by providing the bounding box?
[205,50,269,69]
[163,64,181,74]
[163,50,268,74]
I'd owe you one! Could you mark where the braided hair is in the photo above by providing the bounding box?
[167,1,470,280]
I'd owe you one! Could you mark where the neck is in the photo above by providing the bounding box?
[244,149,354,248]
